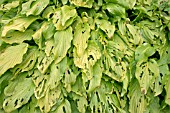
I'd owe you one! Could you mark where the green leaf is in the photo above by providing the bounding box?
[128,79,147,113]
[74,41,101,69]
[104,0,136,9]
[19,96,41,113]
[64,59,80,92]
[3,73,34,112]
[165,75,170,105]
[141,26,155,44]
[21,0,49,16]
[48,58,67,90]
[53,27,73,64]
[135,43,155,61]
[42,6,55,19]
[69,0,94,8]
[55,99,71,113]
[0,71,12,109]
[61,0,68,5]
[73,22,91,57]
[33,21,55,49]
[37,54,53,75]
[71,94,87,113]
[135,59,159,94]
[12,46,39,75]
[2,16,37,37]
[0,1,19,11]
[38,86,61,112]
[95,19,115,39]
[53,5,77,30]
[61,5,77,26]
[2,29,34,44]
[126,24,142,45]
[32,69,49,99]
[0,43,28,76]
[103,3,126,18]
[88,62,102,93]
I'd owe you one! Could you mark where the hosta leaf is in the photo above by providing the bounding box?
[73,22,91,57]
[135,59,159,94]
[1,16,37,37]
[71,76,86,96]
[0,72,12,109]
[19,96,41,113]
[61,5,77,26]
[102,36,129,82]
[128,79,147,113]
[118,20,127,36]
[21,0,49,16]
[12,46,39,75]
[103,3,126,18]
[88,62,102,93]
[126,24,142,45]
[165,75,170,105]
[0,0,170,112]
[74,41,101,69]
[53,5,77,30]
[45,39,54,57]
[158,43,170,65]
[104,0,136,9]
[146,95,160,113]
[2,29,34,44]
[33,58,67,112]
[42,6,55,19]
[64,59,80,92]
[53,27,73,64]
[37,54,53,74]
[95,19,115,39]
[32,70,49,99]
[55,99,71,113]
[33,21,55,49]
[71,94,87,113]
[69,0,94,8]
[38,87,61,112]
[135,43,155,61]
[0,1,19,11]
[48,58,67,90]
[3,73,34,112]
[141,26,155,44]
[0,43,28,76]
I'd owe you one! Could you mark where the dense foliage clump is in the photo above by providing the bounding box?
[0,0,170,113]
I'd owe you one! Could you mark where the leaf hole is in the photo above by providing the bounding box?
[49,13,54,18]
[42,106,45,110]
[5,101,8,106]
[21,98,24,102]
[166,51,168,54]
[14,99,18,107]
[63,106,66,113]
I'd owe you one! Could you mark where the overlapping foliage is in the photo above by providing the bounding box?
[0,0,170,113]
